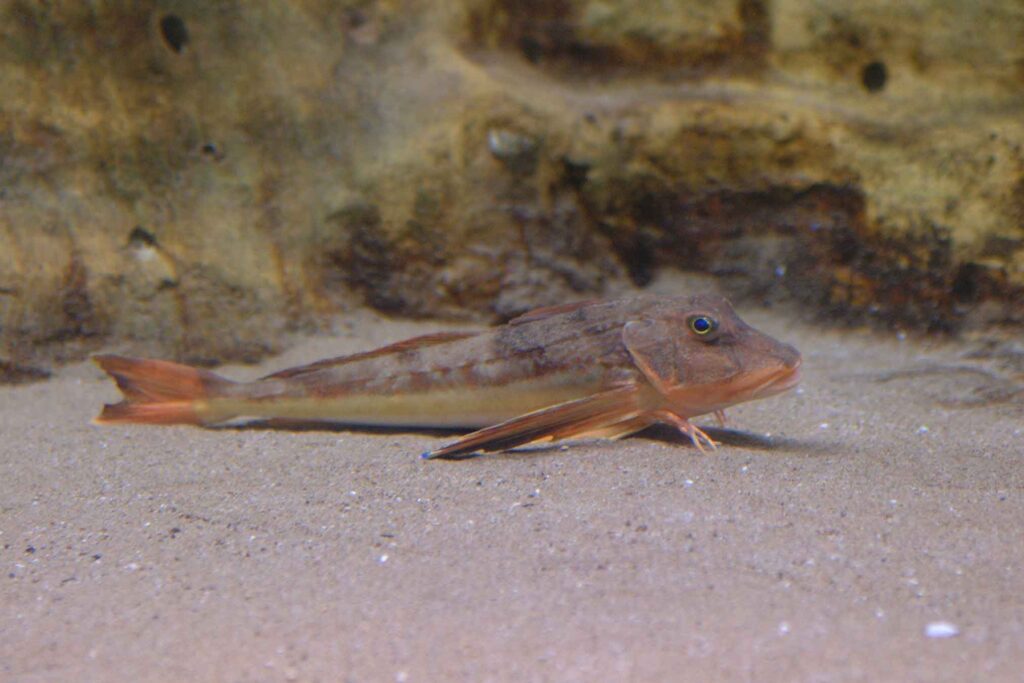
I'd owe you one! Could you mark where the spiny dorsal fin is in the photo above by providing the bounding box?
[261,331,478,380]
[508,299,600,326]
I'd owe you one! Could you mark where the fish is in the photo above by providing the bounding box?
[92,294,801,458]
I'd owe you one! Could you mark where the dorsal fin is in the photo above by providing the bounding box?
[508,299,599,326]
[260,331,478,380]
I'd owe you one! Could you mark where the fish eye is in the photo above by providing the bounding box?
[688,315,717,336]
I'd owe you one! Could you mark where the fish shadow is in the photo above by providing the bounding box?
[219,418,835,460]
[463,425,834,461]
[217,417,467,438]
[637,424,830,455]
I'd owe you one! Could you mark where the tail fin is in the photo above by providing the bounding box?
[93,354,235,425]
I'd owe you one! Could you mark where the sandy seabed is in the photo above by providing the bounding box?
[2,306,1022,682]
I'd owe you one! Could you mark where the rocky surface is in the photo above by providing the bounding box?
[2,0,1022,376]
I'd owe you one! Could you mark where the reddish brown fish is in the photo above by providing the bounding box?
[93,294,801,458]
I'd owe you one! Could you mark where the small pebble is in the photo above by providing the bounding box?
[487,128,537,161]
[924,621,959,638]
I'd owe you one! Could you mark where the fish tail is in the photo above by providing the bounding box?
[92,354,235,425]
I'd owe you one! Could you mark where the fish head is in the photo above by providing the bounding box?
[636,294,802,414]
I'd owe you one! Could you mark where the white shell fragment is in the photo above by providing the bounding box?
[924,621,960,638]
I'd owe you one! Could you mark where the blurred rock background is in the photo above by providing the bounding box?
[1,0,1022,380]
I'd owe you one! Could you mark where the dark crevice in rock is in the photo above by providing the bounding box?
[128,226,158,247]
[0,360,50,384]
[321,202,412,314]
[51,250,99,344]
[590,181,1023,330]
[159,14,189,53]
[861,60,887,92]
[465,0,771,78]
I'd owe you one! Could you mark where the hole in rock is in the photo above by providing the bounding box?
[159,14,189,53]
[861,61,887,92]
[128,226,158,247]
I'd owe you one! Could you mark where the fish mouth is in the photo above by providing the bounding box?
[667,359,801,415]
[750,359,801,398]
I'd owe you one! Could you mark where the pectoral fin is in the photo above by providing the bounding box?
[424,385,645,459]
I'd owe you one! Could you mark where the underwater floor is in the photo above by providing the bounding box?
[2,306,1022,681]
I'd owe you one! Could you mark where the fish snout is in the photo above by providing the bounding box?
[749,339,801,397]
[777,342,802,370]
[768,342,802,394]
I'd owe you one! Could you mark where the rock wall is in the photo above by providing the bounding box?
[2,0,1022,378]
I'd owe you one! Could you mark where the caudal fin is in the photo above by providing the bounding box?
[93,354,235,425]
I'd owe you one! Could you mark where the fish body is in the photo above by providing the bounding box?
[94,294,801,457]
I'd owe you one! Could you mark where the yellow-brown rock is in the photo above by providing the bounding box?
[1,1,1022,376]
